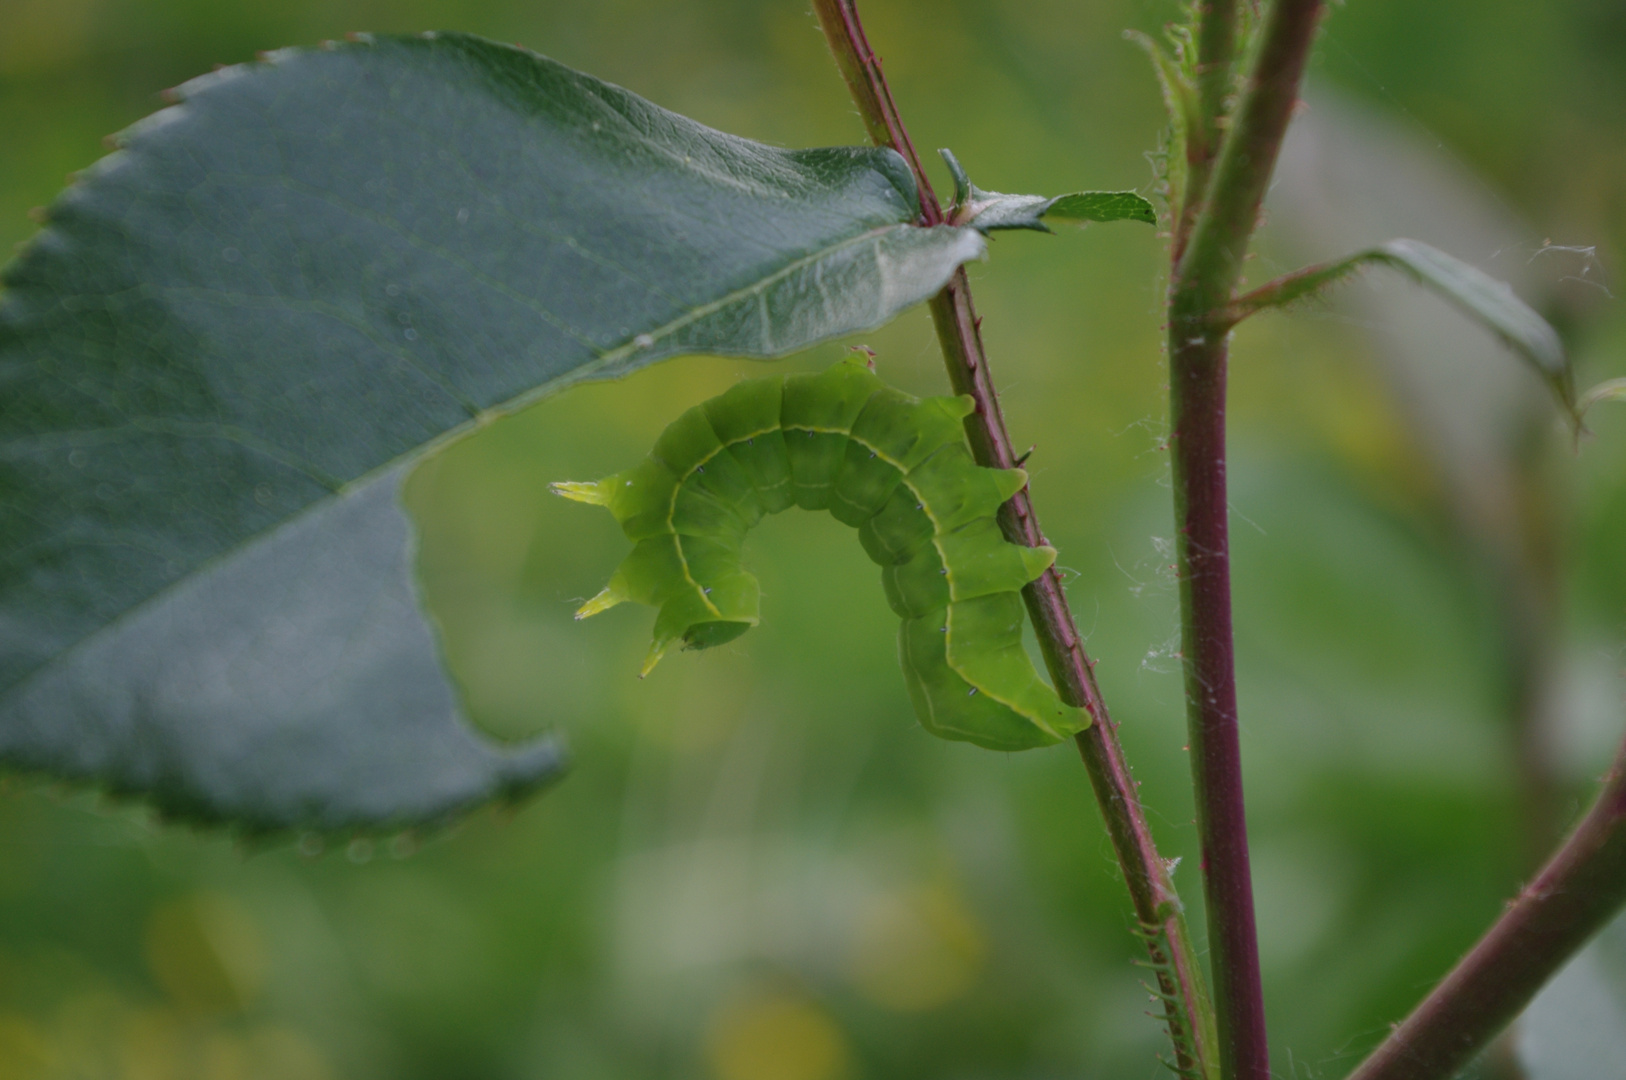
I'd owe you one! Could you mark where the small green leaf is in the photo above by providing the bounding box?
[939,149,1155,233]
[0,32,986,834]
[1227,238,1576,425]
[1044,191,1158,225]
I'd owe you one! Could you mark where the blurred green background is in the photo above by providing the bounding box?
[3,1,1625,1078]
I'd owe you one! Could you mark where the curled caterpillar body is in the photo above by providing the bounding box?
[553,357,1087,751]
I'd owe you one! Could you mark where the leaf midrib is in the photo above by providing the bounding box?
[0,221,938,712]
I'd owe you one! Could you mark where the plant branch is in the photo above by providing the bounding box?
[1219,258,1365,326]
[1175,0,1325,306]
[1175,0,1240,260]
[811,2,1216,1075]
[1195,0,1241,125]
[1346,736,1626,1080]
[810,0,943,225]
[1164,3,1325,1080]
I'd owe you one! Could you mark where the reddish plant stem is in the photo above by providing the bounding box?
[811,1,1215,1073]
[1346,738,1626,1080]
[810,0,940,224]
[1166,3,1326,1080]
[1166,329,1259,1080]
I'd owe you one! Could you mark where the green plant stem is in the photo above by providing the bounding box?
[1195,0,1240,125]
[1346,736,1626,1080]
[1165,3,1325,1080]
[1176,0,1324,303]
[1176,0,1240,261]
[811,1,1216,1074]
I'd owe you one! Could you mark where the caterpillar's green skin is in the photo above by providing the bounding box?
[554,358,1087,750]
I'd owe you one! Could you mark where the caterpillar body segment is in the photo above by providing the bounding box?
[702,378,795,514]
[552,357,1088,751]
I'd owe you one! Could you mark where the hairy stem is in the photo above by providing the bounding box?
[1176,0,1240,261]
[1195,0,1241,127]
[1176,0,1325,304]
[811,1,1216,1074]
[1166,329,1257,1080]
[1346,736,1626,1080]
[1165,3,1325,1080]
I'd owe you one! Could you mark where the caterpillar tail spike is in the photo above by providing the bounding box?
[550,479,611,505]
[574,586,625,620]
[639,640,673,678]
[554,357,1088,751]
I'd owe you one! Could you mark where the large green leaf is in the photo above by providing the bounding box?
[0,31,986,834]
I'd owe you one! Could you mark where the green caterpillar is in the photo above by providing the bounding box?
[552,357,1087,751]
